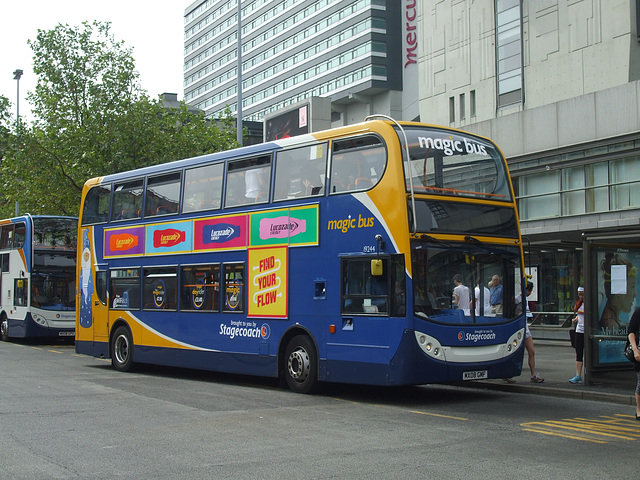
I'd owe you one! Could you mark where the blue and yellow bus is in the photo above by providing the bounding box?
[0,215,77,341]
[75,117,526,392]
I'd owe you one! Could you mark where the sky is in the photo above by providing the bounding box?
[1,0,189,121]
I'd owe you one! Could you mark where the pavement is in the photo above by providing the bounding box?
[465,339,638,406]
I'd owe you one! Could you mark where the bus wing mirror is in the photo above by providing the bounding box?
[371,259,383,276]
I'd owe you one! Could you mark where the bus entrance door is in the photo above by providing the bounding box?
[92,269,109,343]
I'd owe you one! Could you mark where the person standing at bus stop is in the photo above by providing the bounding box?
[627,306,640,420]
[516,282,544,383]
[490,275,503,315]
[569,286,585,384]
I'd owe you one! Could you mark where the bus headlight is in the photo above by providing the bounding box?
[414,332,445,361]
[503,329,525,357]
[32,314,49,327]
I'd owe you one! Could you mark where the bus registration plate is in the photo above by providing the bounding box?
[58,331,74,337]
[463,370,487,381]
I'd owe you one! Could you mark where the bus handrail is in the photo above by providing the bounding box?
[411,185,507,198]
[364,115,416,234]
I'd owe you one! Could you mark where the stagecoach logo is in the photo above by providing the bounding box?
[259,216,306,240]
[110,233,139,251]
[202,223,240,244]
[260,323,271,339]
[219,320,271,340]
[418,136,488,157]
[458,329,497,343]
[56,313,74,320]
[153,228,186,248]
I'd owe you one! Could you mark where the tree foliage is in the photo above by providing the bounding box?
[0,21,239,217]
[0,95,12,158]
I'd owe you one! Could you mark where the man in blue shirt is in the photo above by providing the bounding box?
[490,275,503,315]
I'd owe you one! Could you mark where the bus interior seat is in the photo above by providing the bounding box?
[353,177,373,190]
[118,209,137,220]
[156,205,174,215]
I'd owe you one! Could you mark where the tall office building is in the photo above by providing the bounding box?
[183,0,418,129]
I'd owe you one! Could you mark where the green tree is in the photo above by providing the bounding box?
[0,96,16,218]
[1,21,239,217]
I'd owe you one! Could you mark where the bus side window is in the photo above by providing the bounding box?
[111,179,143,222]
[95,270,107,305]
[143,267,177,310]
[341,257,390,314]
[180,264,220,312]
[81,184,111,226]
[330,135,387,195]
[223,263,244,312]
[0,224,14,249]
[13,222,26,248]
[226,155,272,207]
[274,144,327,201]
[144,172,181,218]
[183,163,223,213]
[14,278,28,306]
[110,268,141,310]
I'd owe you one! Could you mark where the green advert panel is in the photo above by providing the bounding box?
[250,205,318,247]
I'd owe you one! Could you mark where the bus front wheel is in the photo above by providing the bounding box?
[284,335,318,394]
[111,326,134,372]
[0,314,8,342]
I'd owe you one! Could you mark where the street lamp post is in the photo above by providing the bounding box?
[13,69,23,216]
[236,1,243,146]
[13,69,23,121]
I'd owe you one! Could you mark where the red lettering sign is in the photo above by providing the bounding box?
[405,0,418,68]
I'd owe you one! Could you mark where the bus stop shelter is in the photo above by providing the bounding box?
[583,228,640,385]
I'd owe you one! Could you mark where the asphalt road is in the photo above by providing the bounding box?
[2,339,638,480]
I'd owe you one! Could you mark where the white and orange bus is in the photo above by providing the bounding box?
[0,215,76,341]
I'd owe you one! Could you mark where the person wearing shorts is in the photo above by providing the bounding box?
[569,286,585,384]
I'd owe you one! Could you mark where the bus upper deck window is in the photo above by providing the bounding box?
[273,144,327,201]
[183,163,223,213]
[330,135,386,194]
[226,155,272,207]
[145,172,181,218]
[13,223,26,248]
[111,179,143,222]
[81,184,111,226]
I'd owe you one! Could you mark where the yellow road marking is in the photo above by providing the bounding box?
[522,414,640,444]
[47,349,63,354]
[522,428,608,444]
[411,410,468,421]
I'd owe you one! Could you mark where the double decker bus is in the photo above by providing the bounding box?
[75,117,526,392]
[0,215,77,341]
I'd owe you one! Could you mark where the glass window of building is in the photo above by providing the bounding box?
[495,0,523,107]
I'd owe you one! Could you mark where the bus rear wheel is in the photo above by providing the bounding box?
[111,326,134,372]
[284,335,318,394]
[1,314,8,342]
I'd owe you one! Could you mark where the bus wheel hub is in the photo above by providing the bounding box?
[288,347,310,381]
